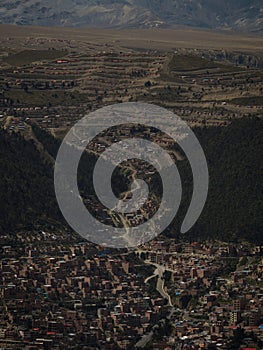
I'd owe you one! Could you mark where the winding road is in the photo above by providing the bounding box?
[144,261,173,307]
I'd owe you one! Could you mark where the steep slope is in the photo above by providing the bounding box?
[0,0,262,32]
[175,117,263,244]
[0,129,62,232]
[0,117,262,244]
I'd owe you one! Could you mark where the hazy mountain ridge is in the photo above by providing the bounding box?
[0,0,262,32]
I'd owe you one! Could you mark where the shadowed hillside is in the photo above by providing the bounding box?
[175,117,263,244]
[0,117,262,243]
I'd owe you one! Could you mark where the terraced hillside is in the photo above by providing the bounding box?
[1,35,263,138]
[0,28,262,244]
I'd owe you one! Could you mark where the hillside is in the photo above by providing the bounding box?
[0,129,63,232]
[0,0,262,32]
[0,118,262,243]
[175,117,263,244]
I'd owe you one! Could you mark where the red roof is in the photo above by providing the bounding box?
[229,325,237,330]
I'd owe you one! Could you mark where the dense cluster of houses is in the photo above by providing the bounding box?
[0,236,262,349]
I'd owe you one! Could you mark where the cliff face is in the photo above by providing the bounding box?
[0,0,262,32]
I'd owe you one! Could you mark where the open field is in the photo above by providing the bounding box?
[231,96,263,106]
[168,55,243,73]
[1,24,263,53]
[3,49,67,66]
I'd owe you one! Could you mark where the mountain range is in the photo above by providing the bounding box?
[0,0,262,32]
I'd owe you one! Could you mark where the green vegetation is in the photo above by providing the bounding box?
[3,49,67,66]
[221,258,239,277]
[6,90,91,107]
[0,129,63,233]
[147,86,185,102]
[168,54,241,73]
[135,264,155,279]
[188,296,200,309]
[231,96,263,106]
[31,123,60,158]
[239,256,248,266]
[196,117,262,243]
[169,116,263,244]
[146,276,159,296]
[245,277,263,288]
[152,319,173,340]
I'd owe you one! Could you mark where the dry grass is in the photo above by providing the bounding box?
[0,24,263,53]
